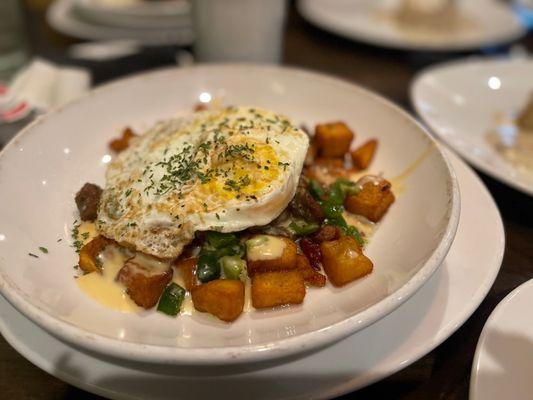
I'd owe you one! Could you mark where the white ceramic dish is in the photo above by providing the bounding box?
[47,0,193,46]
[73,0,190,30]
[0,151,503,399]
[412,57,533,196]
[470,279,533,400]
[0,64,459,366]
[298,0,525,52]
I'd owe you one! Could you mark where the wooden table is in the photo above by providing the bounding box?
[2,3,532,399]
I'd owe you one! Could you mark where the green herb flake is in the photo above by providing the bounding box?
[71,220,83,253]
[28,253,39,258]
[39,247,48,254]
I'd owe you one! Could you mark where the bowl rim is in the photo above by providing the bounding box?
[0,63,461,366]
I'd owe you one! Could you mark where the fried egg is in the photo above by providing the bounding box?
[97,106,309,259]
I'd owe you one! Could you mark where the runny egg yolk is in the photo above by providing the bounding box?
[199,141,280,202]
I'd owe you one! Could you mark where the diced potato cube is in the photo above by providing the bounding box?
[109,127,137,153]
[350,139,378,170]
[314,122,354,158]
[175,258,198,292]
[117,260,173,309]
[296,254,326,287]
[345,179,395,222]
[192,279,244,322]
[320,236,373,287]
[251,271,306,309]
[78,235,113,273]
[246,235,298,276]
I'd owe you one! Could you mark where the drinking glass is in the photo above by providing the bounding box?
[192,0,288,64]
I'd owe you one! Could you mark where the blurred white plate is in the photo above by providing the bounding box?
[298,0,525,51]
[411,57,533,196]
[470,279,533,400]
[73,0,190,30]
[47,0,193,46]
[0,150,504,399]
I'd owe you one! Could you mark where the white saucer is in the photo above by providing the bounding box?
[0,150,504,399]
[47,0,193,46]
[470,279,533,400]
[411,57,533,196]
[73,0,190,30]
[298,0,525,52]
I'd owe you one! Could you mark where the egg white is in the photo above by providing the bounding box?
[97,106,309,259]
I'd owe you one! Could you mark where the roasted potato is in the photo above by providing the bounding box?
[314,122,354,158]
[246,235,298,276]
[194,103,208,112]
[320,236,373,287]
[251,270,306,308]
[78,235,113,273]
[109,127,137,153]
[350,139,378,170]
[296,254,326,287]
[117,260,173,309]
[345,178,395,222]
[192,279,244,322]
[174,258,198,292]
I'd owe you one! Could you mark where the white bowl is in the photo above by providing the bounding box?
[0,65,459,366]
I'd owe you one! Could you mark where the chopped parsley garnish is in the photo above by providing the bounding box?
[39,247,48,254]
[224,175,251,192]
[71,220,83,253]
[28,253,39,258]
[278,162,290,170]
[219,143,255,162]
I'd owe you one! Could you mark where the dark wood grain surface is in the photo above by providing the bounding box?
[2,2,533,399]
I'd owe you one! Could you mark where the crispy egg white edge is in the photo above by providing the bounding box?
[97,107,309,258]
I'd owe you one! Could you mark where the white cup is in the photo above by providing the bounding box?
[192,0,288,64]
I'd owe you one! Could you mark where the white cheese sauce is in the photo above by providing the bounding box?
[172,269,194,315]
[76,245,141,313]
[246,235,286,261]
